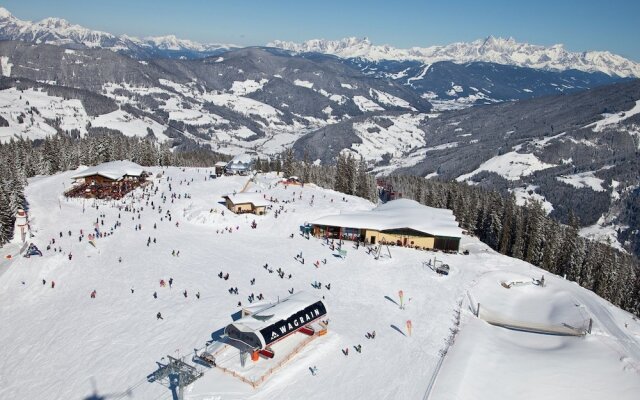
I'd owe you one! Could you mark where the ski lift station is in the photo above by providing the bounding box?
[310,199,462,251]
[198,292,328,387]
[225,291,327,354]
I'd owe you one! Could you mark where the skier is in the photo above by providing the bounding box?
[183,290,188,298]
[131,288,135,294]
[157,312,163,320]
[342,348,349,356]
[196,292,200,299]
[169,278,173,288]
[153,291,158,299]
[51,281,55,289]
[90,290,96,299]
[68,253,72,261]
[42,279,46,286]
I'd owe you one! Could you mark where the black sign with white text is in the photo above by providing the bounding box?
[259,301,327,346]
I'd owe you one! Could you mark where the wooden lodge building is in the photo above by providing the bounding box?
[223,193,271,215]
[310,199,462,251]
[66,161,147,199]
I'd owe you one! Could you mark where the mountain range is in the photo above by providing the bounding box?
[0,7,234,59]
[270,36,640,78]
[1,6,639,78]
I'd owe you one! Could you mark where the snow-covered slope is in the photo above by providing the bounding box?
[0,7,234,59]
[0,169,639,399]
[269,36,640,78]
[0,87,168,144]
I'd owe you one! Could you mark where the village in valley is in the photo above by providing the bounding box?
[1,153,639,400]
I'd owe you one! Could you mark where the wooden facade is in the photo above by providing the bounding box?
[224,197,267,215]
[312,225,459,251]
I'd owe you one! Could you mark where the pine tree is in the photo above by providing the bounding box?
[524,201,545,266]
[355,157,372,201]
[0,188,14,245]
[282,148,295,178]
[562,213,586,282]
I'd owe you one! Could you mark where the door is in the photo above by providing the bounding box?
[370,236,376,244]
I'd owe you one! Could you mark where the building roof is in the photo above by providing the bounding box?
[229,291,324,333]
[71,161,144,181]
[310,198,463,238]
[214,161,228,167]
[223,192,271,207]
[228,154,253,165]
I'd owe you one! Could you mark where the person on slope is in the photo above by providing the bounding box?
[157,312,163,320]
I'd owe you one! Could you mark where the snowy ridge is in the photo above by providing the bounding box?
[268,36,640,78]
[0,7,234,57]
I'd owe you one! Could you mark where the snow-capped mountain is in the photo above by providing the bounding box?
[269,36,640,78]
[0,7,233,58]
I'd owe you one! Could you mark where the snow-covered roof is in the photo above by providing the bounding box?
[71,161,144,181]
[230,291,325,332]
[214,161,228,167]
[223,192,270,207]
[311,198,462,238]
[228,153,253,165]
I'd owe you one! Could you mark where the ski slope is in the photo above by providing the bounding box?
[0,168,639,400]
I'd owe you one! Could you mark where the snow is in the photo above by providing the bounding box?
[557,171,606,192]
[224,192,271,207]
[369,88,415,110]
[511,185,554,214]
[425,172,439,179]
[311,198,463,238]
[352,95,384,112]
[0,168,639,399]
[229,291,322,332]
[71,160,144,181]
[340,83,354,89]
[579,215,627,252]
[0,56,12,76]
[202,93,282,121]
[0,87,88,143]
[347,113,426,166]
[293,79,314,89]
[267,36,640,78]
[90,109,170,142]
[230,79,268,95]
[588,100,640,132]
[434,270,640,399]
[457,152,556,181]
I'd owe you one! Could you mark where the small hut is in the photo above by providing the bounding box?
[223,193,270,215]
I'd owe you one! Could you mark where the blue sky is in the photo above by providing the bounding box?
[3,0,639,60]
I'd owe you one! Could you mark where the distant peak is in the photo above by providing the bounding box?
[0,7,14,19]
